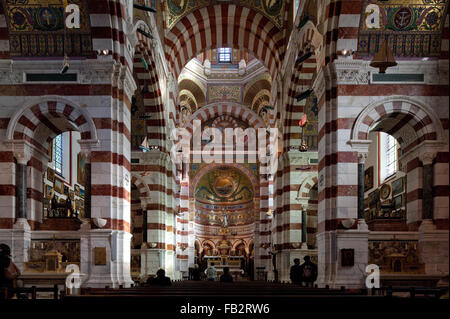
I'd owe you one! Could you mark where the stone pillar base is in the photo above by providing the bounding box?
[140,248,181,281]
[11,218,31,272]
[80,229,133,288]
[317,229,369,289]
[419,219,449,275]
[141,248,164,278]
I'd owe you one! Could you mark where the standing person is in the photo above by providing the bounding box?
[205,262,217,281]
[289,258,302,284]
[191,264,202,281]
[220,267,233,283]
[0,244,21,298]
[299,256,318,287]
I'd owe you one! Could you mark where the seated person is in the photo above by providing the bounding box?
[146,269,172,286]
[219,267,233,283]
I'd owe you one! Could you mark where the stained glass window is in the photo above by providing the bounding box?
[53,134,63,175]
[218,48,232,63]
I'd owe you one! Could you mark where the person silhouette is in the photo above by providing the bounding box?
[220,267,233,283]
[290,258,302,284]
[147,269,171,286]
[299,256,318,287]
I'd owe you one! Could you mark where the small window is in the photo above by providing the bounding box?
[294,0,301,20]
[218,48,232,63]
[379,132,398,182]
[53,134,63,176]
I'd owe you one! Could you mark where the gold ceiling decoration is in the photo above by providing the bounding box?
[165,0,285,30]
[358,0,448,57]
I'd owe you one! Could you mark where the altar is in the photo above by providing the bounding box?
[205,256,244,280]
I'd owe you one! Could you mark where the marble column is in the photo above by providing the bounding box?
[422,162,434,220]
[84,156,92,219]
[15,161,27,219]
[357,154,368,220]
[418,152,448,275]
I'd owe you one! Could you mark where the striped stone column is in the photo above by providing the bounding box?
[417,151,449,274]
[275,152,319,282]
[316,62,369,288]
[11,145,31,272]
[136,152,178,279]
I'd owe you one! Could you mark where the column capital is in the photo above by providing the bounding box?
[419,152,437,165]
[348,139,372,154]
[400,140,446,166]
[78,139,99,163]
[3,140,34,164]
[358,153,368,164]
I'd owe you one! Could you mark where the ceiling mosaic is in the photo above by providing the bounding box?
[194,166,254,204]
[165,0,285,30]
[208,85,241,103]
[358,0,448,57]
[2,0,92,57]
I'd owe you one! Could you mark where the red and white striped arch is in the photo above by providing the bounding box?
[130,173,152,200]
[352,97,445,150]
[133,35,166,152]
[284,22,323,151]
[184,102,266,135]
[298,175,319,199]
[6,97,97,153]
[165,3,285,80]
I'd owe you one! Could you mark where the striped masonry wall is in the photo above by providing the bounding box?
[164,3,286,81]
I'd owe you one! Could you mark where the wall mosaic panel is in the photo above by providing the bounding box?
[358,0,448,57]
[303,93,318,150]
[165,0,285,29]
[369,240,424,273]
[2,0,92,57]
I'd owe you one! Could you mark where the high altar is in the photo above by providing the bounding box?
[205,239,244,278]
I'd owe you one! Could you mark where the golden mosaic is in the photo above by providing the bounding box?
[165,0,285,30]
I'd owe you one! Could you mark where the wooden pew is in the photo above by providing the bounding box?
[0,284,59,300]
[373,286,447,299]
[76,282,367,298]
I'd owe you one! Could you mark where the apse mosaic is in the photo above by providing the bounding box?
[165,0,285,30]
[194,166,254,204]
[194,206,254,226]
[358,0,448,57]
[2,0,92,57]
[191,163,259,180]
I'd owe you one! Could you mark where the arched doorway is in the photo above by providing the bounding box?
[3,97,98,275]
[192,165,257,280]
[351,97,448,276]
